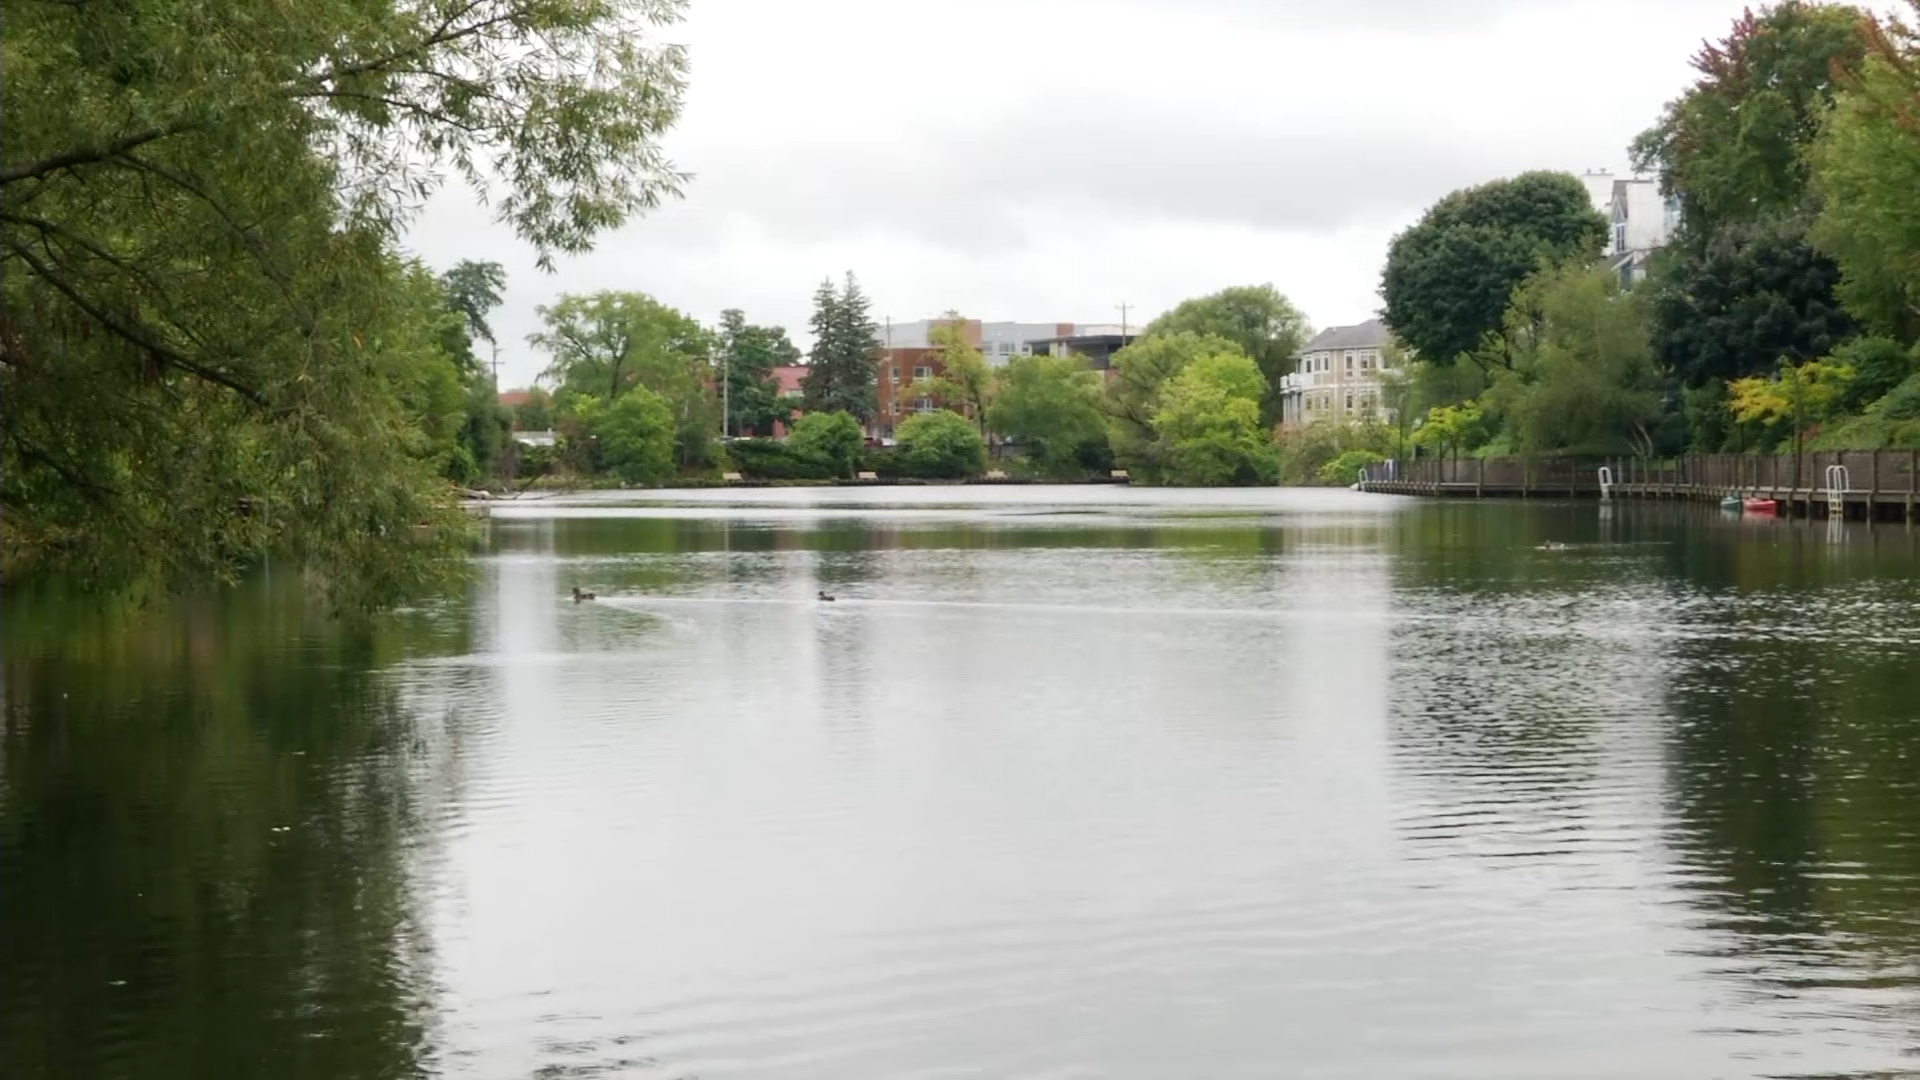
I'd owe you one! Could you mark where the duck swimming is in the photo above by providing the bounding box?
[817,590,836,602]
[572,586,596,602]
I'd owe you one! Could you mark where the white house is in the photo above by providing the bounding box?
[1279,319,1397,429]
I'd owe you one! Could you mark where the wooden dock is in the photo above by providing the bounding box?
[1359,450,1920,523]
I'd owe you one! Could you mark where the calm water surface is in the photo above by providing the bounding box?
[5,488,1920,1078]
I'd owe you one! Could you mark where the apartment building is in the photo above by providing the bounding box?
[869,316,1117,438]
[1278,319,1396,429]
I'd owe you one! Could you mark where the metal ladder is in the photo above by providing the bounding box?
[1825,464,1850,520]
[1597,466,1614,501]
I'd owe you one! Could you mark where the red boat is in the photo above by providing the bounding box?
[1742,498,1779,515]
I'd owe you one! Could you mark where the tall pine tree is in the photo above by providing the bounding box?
[801,272,880,420]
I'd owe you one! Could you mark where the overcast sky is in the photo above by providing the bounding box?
[406,0,1775,389]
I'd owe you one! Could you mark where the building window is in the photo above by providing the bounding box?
[1345,392,1354,412]
[1615,222,1628,252]
[913,365,932,380]
[913,397,933,413]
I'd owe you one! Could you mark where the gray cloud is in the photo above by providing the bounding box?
[681,95,1589,254]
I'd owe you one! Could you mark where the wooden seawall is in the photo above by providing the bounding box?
[1358,451,1920,523]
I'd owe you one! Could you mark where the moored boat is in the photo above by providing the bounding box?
[1743,498,1779,515]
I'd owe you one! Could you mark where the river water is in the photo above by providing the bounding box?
[5,488,1920,1079]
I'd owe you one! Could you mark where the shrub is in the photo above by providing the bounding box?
[1834,336,1916,412]
[1319,449,1387,486]
[578,388,675,484]
[726,438,833,480]
[895,410,987,478]
[787,411,865,478]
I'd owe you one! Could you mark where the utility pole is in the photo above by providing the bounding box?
[721,338,730,440]
[1117,302,1130,338]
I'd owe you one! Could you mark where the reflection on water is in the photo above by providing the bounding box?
[5,489,1920,1078]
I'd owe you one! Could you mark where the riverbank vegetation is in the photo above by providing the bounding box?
[1,0,692,606]
[1363,1,1920,473]
[11,0,1920,606]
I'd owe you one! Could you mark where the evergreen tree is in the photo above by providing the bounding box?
[801,273,879,421]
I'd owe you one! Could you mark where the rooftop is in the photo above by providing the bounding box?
[1300,319,1392,354]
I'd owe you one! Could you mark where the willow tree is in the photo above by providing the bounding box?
[0,0,689,607]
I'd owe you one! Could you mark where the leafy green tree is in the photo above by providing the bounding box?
[530,292,717,467]
[1145,285,1310,426]
[1150,353,1279,486]
[1633,2,1873,235]
[987,353,1107,478]
[716,309,801,437]
[1410,401,1489,461]
[434,261,512,482]
[1381,172,1609,366]
[895,410,987,478]
[0,0,690,606]
[577,389,675,484]
[911,314,995,431]
[1631,1,1874,411]
[1319,449,1386,486]
[801,273,880,421]
[1481,264,1665,456]
[513,388,556,432]
[441,261,509,362]
[1810,11,1920,342]
[787,410,865,479]
[1103,331,1249,470]
[1646,215,1857,386]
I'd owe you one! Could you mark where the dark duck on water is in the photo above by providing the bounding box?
[572,586,596,602]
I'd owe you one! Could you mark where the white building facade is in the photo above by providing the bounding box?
[1279,319,1397,429]
[1581,170,1680,285]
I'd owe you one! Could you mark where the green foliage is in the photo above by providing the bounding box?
[1480,264,1665,456]
[1276,421,1396,486]
[1150,353,1278,486]
[1145,285,1310,426]
[512,388,555,432]
[1103,331,1249,472]
[1884,371,1920,421]
[911,315,995,429]
[717,309,801,437]
[1832,336,1917,411]
[786,411,865,479]
[441,261,508,351]
[1646,213,1857,388]
[1381,171,1609,365]
[576,389,675,485]
[987,353,1108,479]
[1810,14,1920,341]
[726,438,833,480]
[453,380,512,485]
[1319,449,1386,486]
[894,410,987,479]
[530,291,716,468]
[1410,402,1490,459]
[801,274,880,421]
[0,0,690,606]
[1632,2,1872,234]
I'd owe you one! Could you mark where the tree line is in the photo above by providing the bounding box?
[494,274,1318,488]
[1354,0,1920,472]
